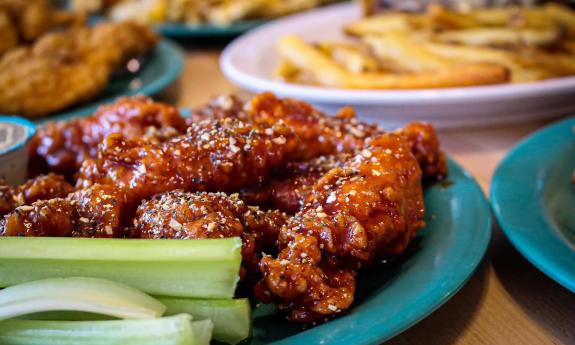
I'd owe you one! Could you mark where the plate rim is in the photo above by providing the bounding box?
[220,2,575,105]
[491,117,575,293]
[262,158,492,345]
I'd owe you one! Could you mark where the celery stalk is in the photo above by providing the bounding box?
[22,298,252,345]
[0,314,213,345]
[0,237,242,299]
[0,277,166,320]
[160,297,251,345]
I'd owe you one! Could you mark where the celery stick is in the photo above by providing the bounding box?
[0,314,213,345]
[160,297,251,345]
[22,298,252,345]
[0,237,241,299]
[0,277,166,320]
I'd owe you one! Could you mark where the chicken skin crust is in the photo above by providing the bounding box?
[193,93,447,181]
[0,174,74,217]
[29,96,187,177]
[0,21,157,117]
[1,184,129,238]
[77,118,299,201]
[131,190,288,278]
[257,132,425,322]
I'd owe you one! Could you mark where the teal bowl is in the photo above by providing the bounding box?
[491,117,575,292]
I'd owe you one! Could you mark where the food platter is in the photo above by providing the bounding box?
[250,159,491,345]
[221,2,575,129]
[37,39,184,123]
[491,117,575,292]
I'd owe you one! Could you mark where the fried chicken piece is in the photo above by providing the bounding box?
[188,94,250,125]
[0,21,157,117]
[401,122,448,180]
[0,174,74,217]
[193,93,447,181]
[256,132,425,322]
[131,190,288,277]
[77,118,299,202]
[0,9,18,55]
[1,184,129,237]
[240,154,349,214]
[248,92,381,160]
[0,0,85,43]
[29,96,187,177]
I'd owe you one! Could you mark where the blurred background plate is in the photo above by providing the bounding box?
[491,117,575,292]
[36,39,184,123]
[156,20,266,38]
[249,158,492,345]
[220,2,575,129]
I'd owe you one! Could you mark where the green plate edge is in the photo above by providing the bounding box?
[491,117,575,292]
[250,158,492,345]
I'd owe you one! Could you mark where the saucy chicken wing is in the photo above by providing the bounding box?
[257,132,425,322]
[131,190,288,277]
[77,118,299,202]
[0,174,74,217]
[1,184,129,237]
[29,96,187,177]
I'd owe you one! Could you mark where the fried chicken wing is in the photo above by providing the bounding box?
[0,174,74,217]
[0,0,85,43]
[131,190,288,277]
[193,93,447,181]
[257,132,425,322]
[1,184,129,237]
[77,118,299,202]
[29,96,187,177]
[0,21,157,117]
[240,154,349,213]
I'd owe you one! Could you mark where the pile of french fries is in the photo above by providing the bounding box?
[276,3,575,89]
[73,0,337,26]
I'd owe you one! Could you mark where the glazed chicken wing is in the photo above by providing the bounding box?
[193,93,447,181]
[257,132,425,322]
[29,96,187,177]
[0,174,74,217]
[131,190,288,277]
[77,118,298,202]
[1,184,129,237]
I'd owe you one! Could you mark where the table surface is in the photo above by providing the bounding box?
[162,46,575,345]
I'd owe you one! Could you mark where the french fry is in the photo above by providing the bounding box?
[362,32,452,73]
[344,13,415,36]
[277,34,509,89]
[316,42,380,73]
[544,3,575,37]
[434,28,560,48]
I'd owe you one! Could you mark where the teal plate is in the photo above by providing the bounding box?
[491,117,575,292]
[156,20,265,38]
[34,39,184,124]
[249,159,492,345]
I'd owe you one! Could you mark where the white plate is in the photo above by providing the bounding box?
[221,2,575,129]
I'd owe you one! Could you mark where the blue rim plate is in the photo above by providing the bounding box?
[249,158,492,345]
[491,117,575,292]
[34,39,184,123]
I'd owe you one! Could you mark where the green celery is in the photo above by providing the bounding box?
[0,314,213,345]
[160,297,251,345]
[0,277,166,320]
[23,298,252,345]
[0,237,241,299]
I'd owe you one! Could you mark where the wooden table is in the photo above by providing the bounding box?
[162,46,575,345]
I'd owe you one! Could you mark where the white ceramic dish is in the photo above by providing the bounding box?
[221,2,575,129]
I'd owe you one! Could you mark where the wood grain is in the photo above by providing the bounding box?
[164,47,575,345]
